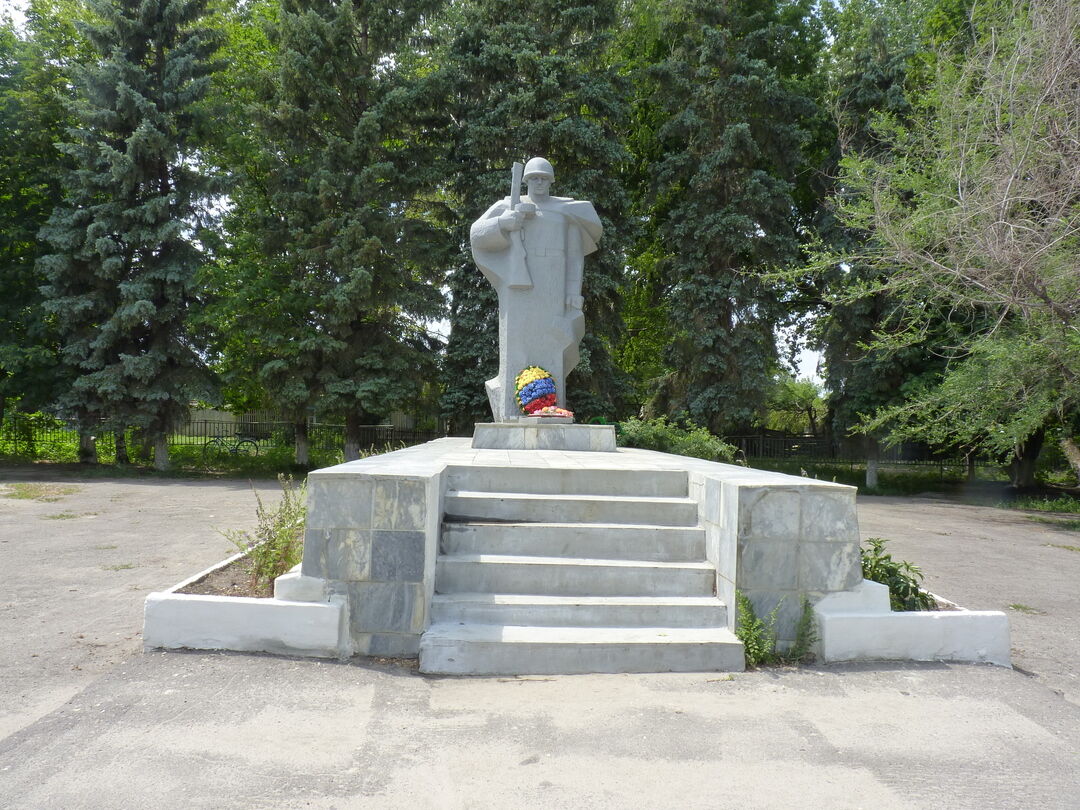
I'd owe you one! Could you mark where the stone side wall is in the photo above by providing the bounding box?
[690,470,862,648]
[735,483,862,647]
[303,468,444,657]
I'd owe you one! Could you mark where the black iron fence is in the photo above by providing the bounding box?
[0,414,444,458]
[726,434,997,467]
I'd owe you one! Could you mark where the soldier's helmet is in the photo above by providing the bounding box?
[523,157,554,180]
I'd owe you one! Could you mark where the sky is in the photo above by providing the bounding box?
[0,0,26,27]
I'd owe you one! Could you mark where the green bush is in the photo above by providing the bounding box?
[223,474,306,591]
[735,591,780,667]
[735,592,818,668]
[1004,493,1080,514]
[861,537,936,611]
[616,417,736,462]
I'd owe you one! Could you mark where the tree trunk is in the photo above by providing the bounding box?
[806,407,818,437]
[1009,428,1045,489]
[344,412,362,461]
[78,431,98,464]
[114,430,129,464]
[865,435,879,490]
[1060,436,1080,484]
[153,435,169,471]
[294,419,310,467]
[965,452,977,481]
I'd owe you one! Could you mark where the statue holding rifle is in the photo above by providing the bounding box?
[470,157,603,422]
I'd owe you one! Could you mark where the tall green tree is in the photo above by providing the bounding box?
[37,0,221,468]
[809,0,943,483]
[838,0,1080,486]
[626,0,825,435]
[230,0,448,460]
[0,1,85,421]
[436,0,633,433]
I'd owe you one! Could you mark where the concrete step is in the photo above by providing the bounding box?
[430,593,728,628]
[419,623,745,675]
[444,491,698,526]
[440,522,705,562]
[435,554,715,597]
[444,465,689,498]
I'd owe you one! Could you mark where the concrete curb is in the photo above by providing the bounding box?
[814,580,1011,667]
[142,553,351,659]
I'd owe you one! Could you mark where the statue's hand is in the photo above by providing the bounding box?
[566,295,585,311]
[498,211,525,232]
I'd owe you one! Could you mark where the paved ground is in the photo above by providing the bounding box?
[0,466,1078,809]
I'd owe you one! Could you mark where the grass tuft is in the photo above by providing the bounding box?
[1,482,82,501]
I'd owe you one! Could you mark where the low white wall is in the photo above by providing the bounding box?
[143,555,350,659]
[815,580,1011,667]
[144,592,348,658]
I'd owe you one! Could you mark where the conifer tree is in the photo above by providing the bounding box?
[37,0,220,469]
[436,0,633,433]
[0,2,84,422]
[627,0,823,435]
[232,0,448,460]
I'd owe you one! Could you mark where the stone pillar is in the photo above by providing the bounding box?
[302,466,442,657]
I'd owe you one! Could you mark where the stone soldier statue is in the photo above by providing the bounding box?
[470,157,603,422]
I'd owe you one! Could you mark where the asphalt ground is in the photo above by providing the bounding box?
[0,468,1077,809]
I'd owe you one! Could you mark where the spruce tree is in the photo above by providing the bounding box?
[627,0,823,435]
[228,0,448,460]
[436,0,633,433]
[37,0,220,469]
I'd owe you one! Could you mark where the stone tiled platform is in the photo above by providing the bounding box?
[301,438,863,664]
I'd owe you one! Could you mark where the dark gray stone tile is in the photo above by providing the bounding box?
[370,530,425,582]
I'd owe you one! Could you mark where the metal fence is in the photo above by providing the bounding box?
[726,434,997,467]
[0,414,444,457]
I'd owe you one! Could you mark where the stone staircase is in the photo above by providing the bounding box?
[419,465,744,674]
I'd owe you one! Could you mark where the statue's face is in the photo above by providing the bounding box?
[526,174,553,197]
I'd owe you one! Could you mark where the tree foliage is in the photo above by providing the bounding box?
[36,0,221,468]
[625,0,825,434]
[436,0,633,432]
[835,0,1080,465]
[215,0,448,459]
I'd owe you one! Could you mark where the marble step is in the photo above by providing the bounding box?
[443,491,699,526]
[419,623,745,675]
[430,593,728,628]
[435,554,715,597]
[440,521,706,562]
[443,465,689,498]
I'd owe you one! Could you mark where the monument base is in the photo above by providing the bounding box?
[471,422,616,451]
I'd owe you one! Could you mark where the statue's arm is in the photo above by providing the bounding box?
[470,200,512,252]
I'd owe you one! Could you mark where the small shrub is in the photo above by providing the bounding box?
[736,591,781,667]
[1003,494,1080,514]
[736,592,819,667]
[616,416,736,463]
[787,597,818,663]
[223,474,306,590]
[861,537,936,611]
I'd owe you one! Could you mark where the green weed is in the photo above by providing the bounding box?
[1045,543,1080,553]
[1007,603,1045,615]
[1028,516,1080,531]
[1,483,82,502]
[861,537,937,611]
[1003,494,1080,514]
[734,593,818,667]
[223,474,306,590]
[43,512,78,520]
[102,563,134,571]
[736,591,781,668]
